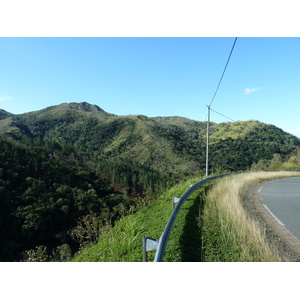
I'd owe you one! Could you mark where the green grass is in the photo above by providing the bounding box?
[72,171,300,262]
[210,120,259,141]
[72,177,207,262]
[201,171,300,262]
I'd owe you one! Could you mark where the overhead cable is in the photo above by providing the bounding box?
[209,37,238,107]
[210,108,236,122]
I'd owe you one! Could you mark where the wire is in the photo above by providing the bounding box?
[210,107,236,122]
[209,37,238,107]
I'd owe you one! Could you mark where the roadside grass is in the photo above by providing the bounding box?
[201,171,300,262]
[72,171,300,262]
[72,177,205,262]
[162,183,212,262]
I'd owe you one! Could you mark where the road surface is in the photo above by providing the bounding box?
[258,177,300,242]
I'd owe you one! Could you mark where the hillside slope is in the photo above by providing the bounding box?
[1,101,300,261]
[0,136,135,261]
[1,102,299,175]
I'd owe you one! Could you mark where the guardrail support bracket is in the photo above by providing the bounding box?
[172,196,180,209]
[143,236,159,262]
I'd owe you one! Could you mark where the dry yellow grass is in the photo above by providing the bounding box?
[203,171,300,261]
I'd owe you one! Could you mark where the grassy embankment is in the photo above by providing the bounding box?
[73,171,300,262]
[202,171,300,261]
[72,177,208,262]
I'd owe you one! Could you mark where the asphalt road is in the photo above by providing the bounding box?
[258,177,300,242]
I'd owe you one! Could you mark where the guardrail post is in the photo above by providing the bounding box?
[150,173,232,262]
[143,236,159,262]
[172,196,180,209]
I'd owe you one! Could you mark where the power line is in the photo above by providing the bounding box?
[209,37,238,108]
[205,37,238,177]
[204,108,236,122]
[210,108,236,122]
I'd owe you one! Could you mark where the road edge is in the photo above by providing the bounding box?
[243,181,300,262]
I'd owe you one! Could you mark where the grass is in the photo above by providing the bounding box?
[72,176,206,262]
[72,170,300,262]
[201,171,300,261]
[210,120,259,141]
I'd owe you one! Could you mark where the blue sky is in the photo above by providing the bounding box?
[1,37,300,136]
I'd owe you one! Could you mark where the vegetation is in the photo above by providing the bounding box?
[251,148,300,171]
[73,171,300,262]
[0,136,136,261]
[72,177,207,262]
[2,102,299,178]
[1,101,300,261]
[201,171,300,262]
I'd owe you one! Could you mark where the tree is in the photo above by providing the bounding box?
[21,245,51,262]
[69,212,101,247]
[269,153,283,170]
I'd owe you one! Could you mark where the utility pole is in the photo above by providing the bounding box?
[203,38,237,177]
[206,105,210,177]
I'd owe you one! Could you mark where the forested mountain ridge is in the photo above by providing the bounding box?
[0,109,13,120]
[0,103,204,175]
[1,101,300,261]
[1,101,300,177]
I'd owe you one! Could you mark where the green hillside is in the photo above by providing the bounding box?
[1,102,299,176]
[1,101,300,261]
[0,109,13,120]
[0,136,136,261]
[72,176,209,262]
[210,120,260,140]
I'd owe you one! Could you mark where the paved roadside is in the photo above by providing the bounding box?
[258,177,300,242]
[243,180,300,262]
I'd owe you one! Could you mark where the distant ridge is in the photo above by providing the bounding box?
[0,109,13,120]
[16,101,115,120]
[60,102,106,113]
[152,116,200,124]
[0,101,299,173]
[43,101,109,114]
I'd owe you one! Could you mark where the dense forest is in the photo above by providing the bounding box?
[1,102,300,261]
[0,136,138,261]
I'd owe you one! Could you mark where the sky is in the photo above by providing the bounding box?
[1,37,300,136]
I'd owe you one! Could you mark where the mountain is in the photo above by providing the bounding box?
[1,102,205,175]
[0,109,13,120]
[1,101,300,261]
[1,102,299,174]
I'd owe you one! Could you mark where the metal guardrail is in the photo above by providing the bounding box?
[143,172,236,262]
[143,170,300,262]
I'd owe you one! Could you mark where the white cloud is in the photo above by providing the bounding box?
[0,96,11,103]
[243,87,261,95]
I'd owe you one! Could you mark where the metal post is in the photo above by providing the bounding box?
[206,105,210,177]
[172,196,180,209]
[143,236,159,262]
[143,235,147,262]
